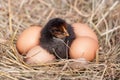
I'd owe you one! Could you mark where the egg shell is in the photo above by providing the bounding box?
[16,26,42,55]
[72,23,98,42]
[25,46,55,64]
[70,37,99,61]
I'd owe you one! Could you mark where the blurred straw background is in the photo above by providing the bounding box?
[0,0,120,80]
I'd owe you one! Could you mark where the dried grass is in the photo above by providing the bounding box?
[0,0,120,80]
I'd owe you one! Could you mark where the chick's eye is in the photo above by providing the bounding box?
[56,29,61,32]
[51,29,60,32]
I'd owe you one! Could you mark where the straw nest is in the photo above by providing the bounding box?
[0,0,120,80]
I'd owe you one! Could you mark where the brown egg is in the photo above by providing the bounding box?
[72,23,98,42]
[70,37,99,61]
[16,25,42,55]
[25,46,55,64]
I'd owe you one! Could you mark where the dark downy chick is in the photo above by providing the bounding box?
[40,18,75,59]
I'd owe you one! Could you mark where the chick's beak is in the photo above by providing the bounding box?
[65,31,69,36]
[62,26,69,36]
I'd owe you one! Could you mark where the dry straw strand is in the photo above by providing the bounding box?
[8,0,13,34]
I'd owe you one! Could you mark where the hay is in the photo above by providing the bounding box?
[0,0,120,80]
